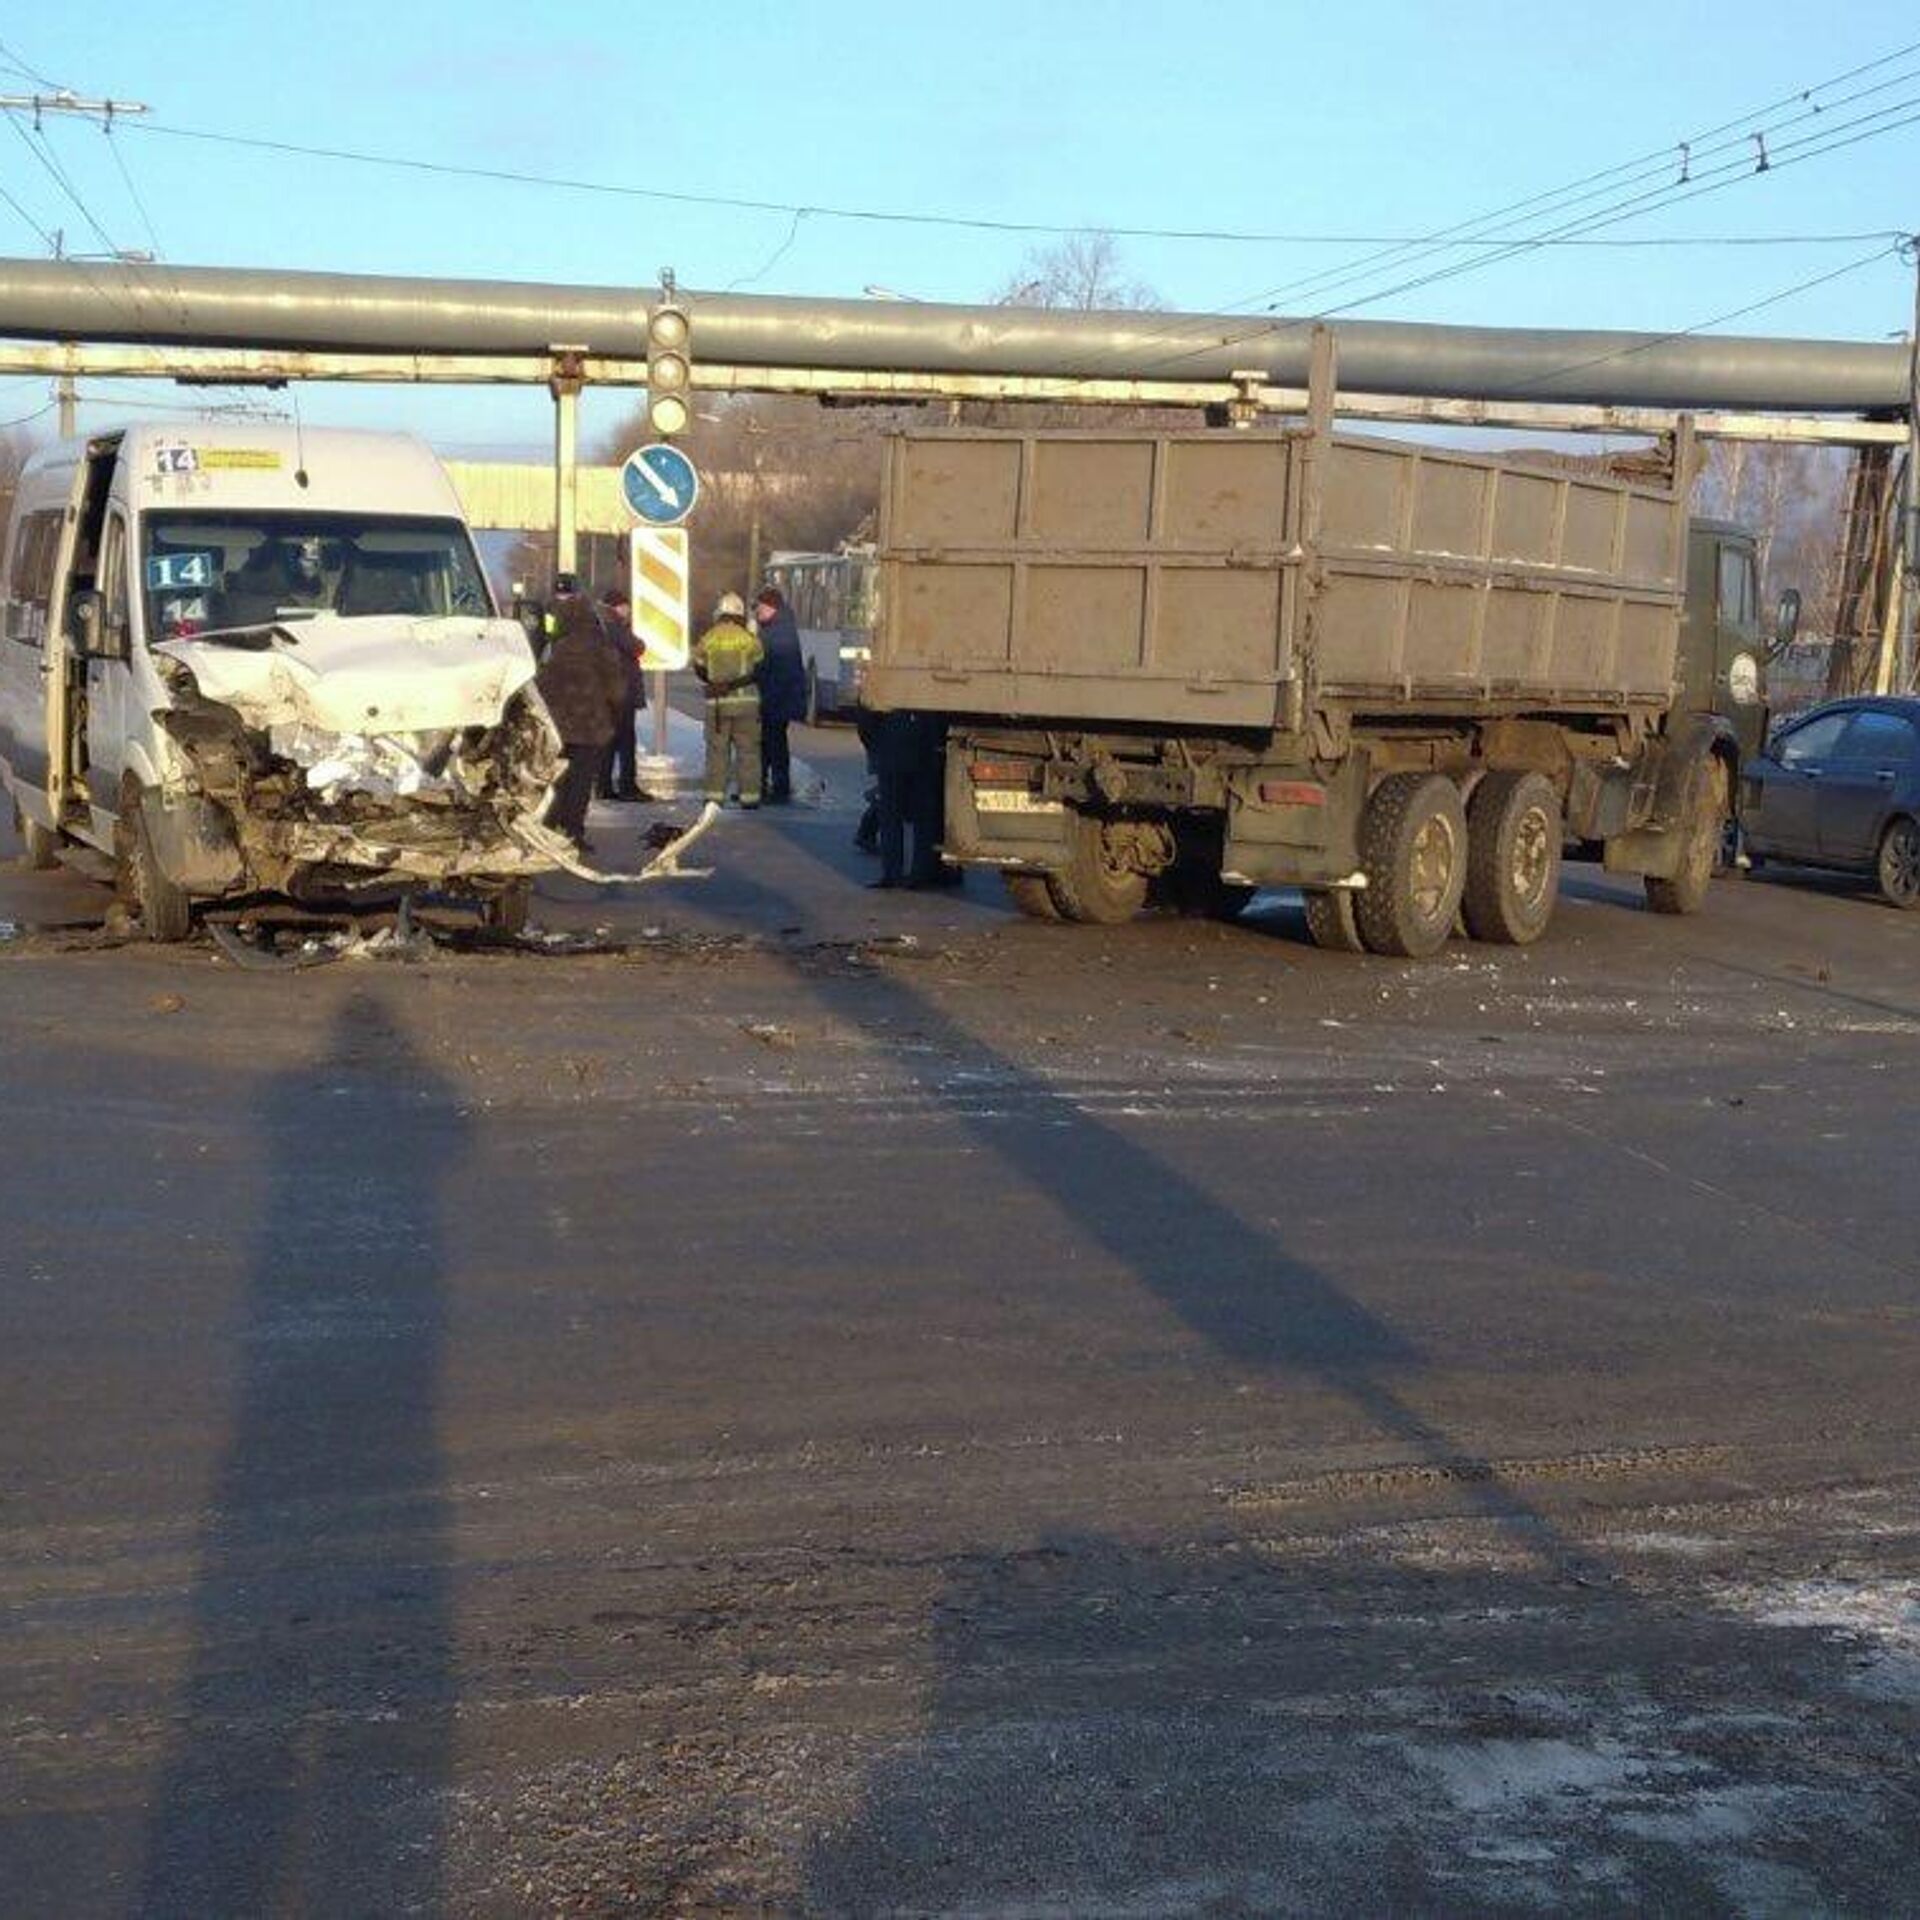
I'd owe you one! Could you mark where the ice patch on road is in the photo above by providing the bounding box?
[1397,1733,1662,1814]
[1726,1576,1920,1703]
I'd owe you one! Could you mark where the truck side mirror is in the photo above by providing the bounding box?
[1770,587,1801,656]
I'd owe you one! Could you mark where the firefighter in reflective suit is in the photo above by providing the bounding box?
[691,591,765,808]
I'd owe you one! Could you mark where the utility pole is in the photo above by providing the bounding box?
[547,348,587,584]
[746,428,765,594]
[1900,233,1920,692]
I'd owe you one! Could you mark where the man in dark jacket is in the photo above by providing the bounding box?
[596,588,647,799]
[866,709,959,889]
[536,596,629,849]
[752,586,809,804]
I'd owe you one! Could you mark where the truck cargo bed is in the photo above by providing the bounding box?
[869,427,1686,732]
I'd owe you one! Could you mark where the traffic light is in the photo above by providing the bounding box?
[646,297,692,438]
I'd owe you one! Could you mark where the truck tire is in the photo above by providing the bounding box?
[1877,816,1920,909]
[1644,753,1726,916]
[12,801,59,870]
[117,794,194,944]
[1046,812,1149,925]
[1354,772,1467,959]
[1004,872,1062,921]
[1302,887,1366,952]
[1462,771,1561,946]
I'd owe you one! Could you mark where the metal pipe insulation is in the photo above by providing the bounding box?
[0,256,1906,414]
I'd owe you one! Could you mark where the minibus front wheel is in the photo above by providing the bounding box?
[115,784,195,944]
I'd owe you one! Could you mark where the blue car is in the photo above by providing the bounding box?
[1739,696,1920,909]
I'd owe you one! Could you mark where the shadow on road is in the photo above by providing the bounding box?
[733,841,1566,1543]
[673,847,1920,1910]
[138,992,465,1915]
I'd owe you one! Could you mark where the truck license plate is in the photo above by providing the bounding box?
[975,790,1062,815]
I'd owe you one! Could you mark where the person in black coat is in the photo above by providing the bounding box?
[752,587,809,804]
[535,597,628,849]
[866,709,959,889]
[595,588,647,800]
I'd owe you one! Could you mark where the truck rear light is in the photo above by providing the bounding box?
[1257,780,1326,807]
[971,759,1034,787]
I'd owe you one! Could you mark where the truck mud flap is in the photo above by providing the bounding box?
[1600,719,1727,881]
[945,753,1069,868]
[1222,758,1365,889]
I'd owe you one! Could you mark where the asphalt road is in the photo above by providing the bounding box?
[3,748,1919,1916]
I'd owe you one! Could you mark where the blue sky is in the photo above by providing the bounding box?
[2,0,1916,455]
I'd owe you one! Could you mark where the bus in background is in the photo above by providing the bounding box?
[763,545,875,722]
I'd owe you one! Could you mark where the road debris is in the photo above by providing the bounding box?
[742,1022,800,1050]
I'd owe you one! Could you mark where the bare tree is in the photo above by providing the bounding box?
[1696,440,1849,621]
[591,394,905,617]
[995,230,1162,312]
[0,422,42,536]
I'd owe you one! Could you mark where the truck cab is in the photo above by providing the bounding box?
[1680,521,1774,765]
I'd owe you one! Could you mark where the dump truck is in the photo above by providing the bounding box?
[863,362,1793,957]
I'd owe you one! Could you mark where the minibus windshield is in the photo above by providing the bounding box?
[142,512,494,640]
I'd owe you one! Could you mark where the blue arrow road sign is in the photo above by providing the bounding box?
[621,442,701,527]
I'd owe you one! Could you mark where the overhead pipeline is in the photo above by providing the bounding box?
[0,256,1906,414]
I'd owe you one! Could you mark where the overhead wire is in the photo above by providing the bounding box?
[1302,95,1920,324]
[1220,55,1920,318]
[0,96,170,423]
[5,110,145,290]
[104,55,1920,256]
[103,119,164,261]
[0,35,59,88]
[725,207,807,291]
[1114,93,1920,382]
[0,174,57,251]
[1083,39,1920,385]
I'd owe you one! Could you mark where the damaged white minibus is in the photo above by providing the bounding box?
[0,423,567,937]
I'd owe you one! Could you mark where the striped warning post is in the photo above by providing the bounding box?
[629,526,691,669]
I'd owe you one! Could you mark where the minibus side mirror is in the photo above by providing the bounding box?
[72,590,125,662]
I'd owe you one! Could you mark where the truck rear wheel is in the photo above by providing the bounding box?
[1462,771,1562,945]
[1644,754,1726,916]
[1302,887,1366,952]
[1046,812,1149,925]
[1003,872,1062,921]
[1355,773,1467,959]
